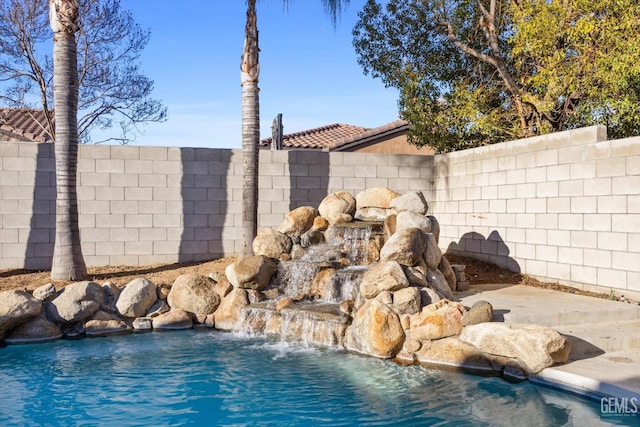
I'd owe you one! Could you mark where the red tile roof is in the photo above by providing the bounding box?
[0,108,53,142]
[261,123,369,150]
[260,120,409,151]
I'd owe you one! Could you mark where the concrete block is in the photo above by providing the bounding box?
[507,198,526,213]
[96,159,125,174]
[140,147,168,161]
[559,180,583,197]
[111,228,139,242]
[611,214,640,233]
[536,245,558,262]
[596,268,627,289]
[125,241,153,255]
[571,230,598,249]
[526,228,547,244]
[95,241,124,256]
[536,182,558,198]
[516,183,536,198]
[612,175,640,196]
[583,214,610,232]
[506,168,526,184]
[124,214,152,228]
[596,157,626,178]
[598,232,628,251]
[584,249,612,268]
[570,161,596,179]
[571,196,597,214]
[547,229,570,246]
[558,213,583,230]
[611,251,640,272]
[546,164,571,182]
[570,265,597,285]
[526,198,546,213]
[80,145,110,159]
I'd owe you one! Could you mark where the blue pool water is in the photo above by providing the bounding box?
[0,330,627,426]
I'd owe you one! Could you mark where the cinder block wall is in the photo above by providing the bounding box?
[433,126,640,298]
[1,125,638,298]
[0,143,433,269]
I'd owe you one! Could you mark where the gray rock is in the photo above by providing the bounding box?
[423,233,442,269]
[438,256,457,291]
[5,313,61,344]
[461,300,494,326]
[46,281,104,324]
[132,317,153,331]
[390,191,429,214]
[146,299,170,318]
[168,274,221,315]
[116,278,158,318]
[395,210,432,234]
[33,283,56,302]
[0,291,43,339]
[426,215,440,243]
[419,286,442,306]
[426,269,453,300]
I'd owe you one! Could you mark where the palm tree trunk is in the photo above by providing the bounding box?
[50,0,86,280]
[241,0,260,256]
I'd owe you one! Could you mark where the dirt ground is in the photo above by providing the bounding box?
[0,253,632,304]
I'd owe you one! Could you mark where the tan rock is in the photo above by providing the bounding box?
[116,278,158,318]
[168,274,221,315]
[213,288,249,331]
[392,287,421,316]
[152,309,193,330]
[225,256,278,291]
[415,336,496,373]
[390,191,429,214]
[277,206,318,238]
[359,260,408,299]
[395,210,432,234]
[409,299,466,340]
[380,228,427,267]
[345,299,405,359]
[85,310,130,337]
[252,228,292,259]
[459,323,571,374]
[318,191,356,224]
[461,300,493,326]
[438,256,457,292]
[355,187,401,209]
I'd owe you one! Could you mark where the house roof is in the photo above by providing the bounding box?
[260,120,409,151]
[0,108,53,143]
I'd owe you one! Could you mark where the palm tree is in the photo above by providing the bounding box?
[49,0,87,280]
[240,0,349,256]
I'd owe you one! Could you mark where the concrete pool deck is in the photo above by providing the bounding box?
[457,284,640,402]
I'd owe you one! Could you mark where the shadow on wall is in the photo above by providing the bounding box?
[447,230,521,273]
[179,148,233,262]
[25,143,56,270]
[287,150,330,212]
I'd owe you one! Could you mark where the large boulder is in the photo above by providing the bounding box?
[415,336,496,373]
[152,309,193,330]
[355,187,400,209]
[395,211,432,234]
[0,290,42,339]
[380,228,427,267]
[409,299,466,340]
[359,260,408,299]
[4,313,61,344]
[213,288,249,331]
[225,256,278,291]
[277,206,318,238]
[460,323,571,374]
[345,299,405,359]
[390,191,429,215]
[318,191,356,224]
[116,278,158,318]
[252,228,292,259]
[46,281,104,324]
[168,274,221,315]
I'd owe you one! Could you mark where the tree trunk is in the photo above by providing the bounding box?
[50,0,86,280]
[241,0,260,256]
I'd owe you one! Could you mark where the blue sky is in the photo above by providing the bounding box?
[119,0,399,149]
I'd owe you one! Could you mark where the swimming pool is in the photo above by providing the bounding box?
[0,330,625,426]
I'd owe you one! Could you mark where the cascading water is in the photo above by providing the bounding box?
[235,223,377,347]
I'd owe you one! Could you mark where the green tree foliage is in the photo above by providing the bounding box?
[353,0,640,153]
